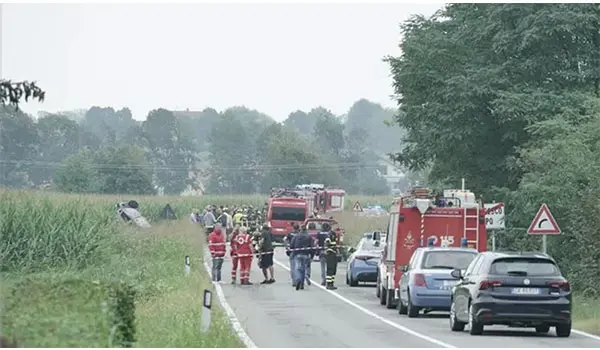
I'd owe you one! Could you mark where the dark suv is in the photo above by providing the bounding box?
[448,251,571,337]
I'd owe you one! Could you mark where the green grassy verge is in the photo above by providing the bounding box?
[0,190,243,347]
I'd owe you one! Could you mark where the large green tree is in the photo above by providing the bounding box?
[386,3,600,194]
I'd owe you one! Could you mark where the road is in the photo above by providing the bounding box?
[209,247,600,348]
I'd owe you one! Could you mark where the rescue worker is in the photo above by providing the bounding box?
[232,227,254,285]
[285,223,300,287]
[315,222,332,286]
[229,224,241,284]
[312,209,320,218]
[233,209,245,226]
[324,225,339,290]
[208,226,226,283]
[289,225,314,291]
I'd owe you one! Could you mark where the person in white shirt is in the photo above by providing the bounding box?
[190,208,202,224]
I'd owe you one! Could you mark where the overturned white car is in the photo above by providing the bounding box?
[116,200,152,228]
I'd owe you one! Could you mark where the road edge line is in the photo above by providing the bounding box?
[572,329,600,342]
[273,257,456,348]
[202,252,257,348]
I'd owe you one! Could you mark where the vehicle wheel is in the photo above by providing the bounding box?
[386,288,395,309]
[380,286,387,305]
[535,325,550,334]
[376,275,381,298]
[449,299,465,331]
[346,273,350,285]
[398,295,408,315]
[468,303,484,335]
[407,291,420,318]
[556,323,571,338]
[349,276,359,287]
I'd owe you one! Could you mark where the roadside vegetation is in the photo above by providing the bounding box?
[0,189,243,347]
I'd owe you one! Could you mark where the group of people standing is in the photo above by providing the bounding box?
[205,218,276,285]
[284,222,339,291]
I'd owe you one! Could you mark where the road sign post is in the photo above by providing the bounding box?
[484,203,505,252]
[201,289,212,333]
[527,203,561,254]
[352,201,363,216]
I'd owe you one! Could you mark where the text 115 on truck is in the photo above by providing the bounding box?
[376,186,488,309]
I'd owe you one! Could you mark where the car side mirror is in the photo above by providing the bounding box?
[348,247,356,254]
[450,268,463,279]
[399,265,408,272]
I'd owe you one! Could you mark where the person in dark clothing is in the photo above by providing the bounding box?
[259,224,275,284]
[290,226,315,290]
[324,230,339,290]
[285,223,300,286]
[315,223,332,286]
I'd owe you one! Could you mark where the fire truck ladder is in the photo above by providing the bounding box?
[463,203,480,250]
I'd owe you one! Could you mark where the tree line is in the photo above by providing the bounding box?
[388,3,600,294]
[0,99,404,196]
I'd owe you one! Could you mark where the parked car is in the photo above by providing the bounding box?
[449,251,571,337]
[398,247,478,317]
[346,238,383,286]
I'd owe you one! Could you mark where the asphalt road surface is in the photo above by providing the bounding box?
[209,247,600,348]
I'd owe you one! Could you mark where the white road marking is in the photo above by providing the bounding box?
[273,257,456,348]
[203,252,257,348]
[573,329,600,342]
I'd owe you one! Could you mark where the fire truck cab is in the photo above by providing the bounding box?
[376,185,488,310]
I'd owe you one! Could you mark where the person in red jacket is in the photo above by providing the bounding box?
[208,227,226,282]
[232,226,254,285]
[229,224,241,284]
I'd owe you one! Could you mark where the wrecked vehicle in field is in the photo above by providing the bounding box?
[116,200,152,228]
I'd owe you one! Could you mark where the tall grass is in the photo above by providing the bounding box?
[0,189,244,347]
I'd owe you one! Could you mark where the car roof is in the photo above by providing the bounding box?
[416,247,478,253]
[481,251,555,261]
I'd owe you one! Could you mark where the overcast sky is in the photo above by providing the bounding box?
[2,3,443,121]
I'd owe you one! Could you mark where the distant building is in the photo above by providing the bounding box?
[377,154,406,192]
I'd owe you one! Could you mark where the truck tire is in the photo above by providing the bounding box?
[376,274,381,298]
[379,286,387,305]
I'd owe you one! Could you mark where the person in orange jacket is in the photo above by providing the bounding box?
[232,226,254,285]
[229,224,242,284]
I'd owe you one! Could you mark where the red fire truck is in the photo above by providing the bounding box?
[376,185,488,309]
[266,196,309,242]
[271,184,345,215]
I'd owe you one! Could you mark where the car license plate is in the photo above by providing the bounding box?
[441,280,457,289]
[511,288,541,295]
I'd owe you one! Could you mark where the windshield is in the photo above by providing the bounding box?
[271,206,306,221]
[421,251,477,270]
[490,258,560,276]
[357,239,383,254]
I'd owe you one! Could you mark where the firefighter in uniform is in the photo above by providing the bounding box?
[324,230,339,290]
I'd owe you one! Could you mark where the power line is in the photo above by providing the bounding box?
[0,159,388,172]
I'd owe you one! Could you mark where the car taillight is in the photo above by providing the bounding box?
[479,280,502,290]
[414,273,427,287]
[548,281,570,292]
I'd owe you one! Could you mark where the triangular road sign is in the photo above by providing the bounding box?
[353,201,363,212]
[527,204,561,235]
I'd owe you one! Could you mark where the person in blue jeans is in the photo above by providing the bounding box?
[285,223,300,287]
[290,225,314,290]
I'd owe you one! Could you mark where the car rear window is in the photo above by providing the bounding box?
[490,258,560,276]
[421,251,477,270]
